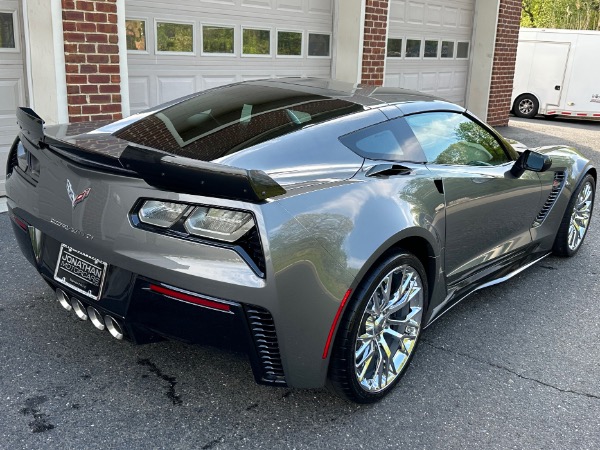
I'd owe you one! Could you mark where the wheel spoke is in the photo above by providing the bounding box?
[353,262,424,393]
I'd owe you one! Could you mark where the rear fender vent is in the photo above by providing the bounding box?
[533,171,566,227]
[237,227,266,276]
[245,306,286,386]
[6,138,19,177]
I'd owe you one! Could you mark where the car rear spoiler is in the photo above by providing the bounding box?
[15,107,286,203]
[119,145,286,202]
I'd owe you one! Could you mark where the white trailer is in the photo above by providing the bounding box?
[511,28,600,119]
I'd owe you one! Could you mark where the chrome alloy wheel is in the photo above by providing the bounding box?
[518,98,535,115]
[354,265,424,393]
[568,181,594,251]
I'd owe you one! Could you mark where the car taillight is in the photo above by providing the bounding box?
[184,207,254,243]
[138,200,188,228]
[136,200,256,244]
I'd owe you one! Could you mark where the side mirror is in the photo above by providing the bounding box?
[510,150,552,178]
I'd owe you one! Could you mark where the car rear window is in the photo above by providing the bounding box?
[115,84,362,161]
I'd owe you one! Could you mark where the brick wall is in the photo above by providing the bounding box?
[361,0,389,86]
[487,0,523,126]
[62,0,122,123]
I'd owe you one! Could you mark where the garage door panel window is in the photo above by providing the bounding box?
[277,30,303,57]
[405,39,421,58]
[457,41,470,59]
[387,38,402,58]
[243,28,271,56]
[0,11,16,50]
[156,21,194,54]
[405,112,510,166]
[202,25,235,56]
[424,40,438,58]
[441,41,454,59]
[308,33,331,57]
[126,19,147,52]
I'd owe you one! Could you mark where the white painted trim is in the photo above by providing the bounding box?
[357,0,366,84]
[331,0,339,79]
[50,0,68,123]
[21,0,33,108]
[117,0,130,117]
[382,4,390,80]
[465,0,500,121]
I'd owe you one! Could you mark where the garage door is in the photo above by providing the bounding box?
[384,0,474,105]
[0,1,27,196]
[125,0,334,114]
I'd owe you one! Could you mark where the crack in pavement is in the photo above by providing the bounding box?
[138,359,182,405]
[422,340,600,400]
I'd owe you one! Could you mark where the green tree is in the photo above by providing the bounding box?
[521,0,600,31]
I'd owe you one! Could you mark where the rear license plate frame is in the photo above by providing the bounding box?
[53,244,108,301]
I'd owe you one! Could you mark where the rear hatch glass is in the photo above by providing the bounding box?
[114,84,362,161]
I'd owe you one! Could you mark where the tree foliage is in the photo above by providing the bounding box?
[521,0,600,30]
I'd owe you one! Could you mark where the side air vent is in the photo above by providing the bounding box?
[6,139,19,177]
[237,227,266,276]
[245,306,286,386]
[533,171,566,227]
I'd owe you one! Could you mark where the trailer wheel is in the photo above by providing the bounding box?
[513,94,539,119]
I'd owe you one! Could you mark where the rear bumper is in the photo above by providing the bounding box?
[8,208,286,386]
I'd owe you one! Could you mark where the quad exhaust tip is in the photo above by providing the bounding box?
[71,297,88,321]
[56,289,72,311]
[87,306,105,331]
[105,315,124,340]
[54,288,124,340]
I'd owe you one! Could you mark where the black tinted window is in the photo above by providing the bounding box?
[405,112,509,166]
[115,84,362,161]
[339,119,426,162]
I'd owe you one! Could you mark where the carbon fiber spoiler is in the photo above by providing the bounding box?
[120,145,286,202]
[16,107,286,203]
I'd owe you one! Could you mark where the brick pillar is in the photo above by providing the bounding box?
[62,0,122,123]
[361,0,390,86]
[486,0,523,126]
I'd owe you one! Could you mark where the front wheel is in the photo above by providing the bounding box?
[553,174,595,256]
[328,251,427,403]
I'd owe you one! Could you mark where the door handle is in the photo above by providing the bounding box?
[555,85,561,91]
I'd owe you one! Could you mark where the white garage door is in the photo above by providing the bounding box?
[384,0,474,105]
[0,1,27,196]
[125,0,334,114]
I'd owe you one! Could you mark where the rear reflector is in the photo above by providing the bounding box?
[149,284,231,312]
[322,289,353,359]
[8,211,28,231]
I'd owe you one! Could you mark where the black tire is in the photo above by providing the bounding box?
[327,251,428,403]
[513,94,539,119]
[553,174,595,257]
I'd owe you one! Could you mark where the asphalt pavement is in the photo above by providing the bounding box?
[0,117,599,449]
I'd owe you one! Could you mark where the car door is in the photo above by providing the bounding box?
[404,111,543,286]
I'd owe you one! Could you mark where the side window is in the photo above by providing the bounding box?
[405,112,510,166]
[339,119,426,162]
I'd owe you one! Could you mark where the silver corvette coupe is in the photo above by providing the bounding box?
[6,78,595,403]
